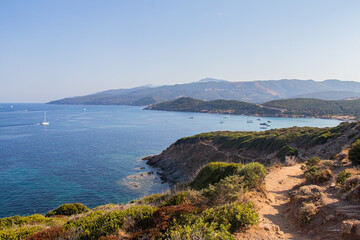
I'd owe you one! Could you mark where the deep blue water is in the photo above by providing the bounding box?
[0,103,341,217]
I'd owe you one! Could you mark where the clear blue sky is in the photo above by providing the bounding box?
[1,0,360,102]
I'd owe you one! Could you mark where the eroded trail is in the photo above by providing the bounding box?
[236,164,309,239]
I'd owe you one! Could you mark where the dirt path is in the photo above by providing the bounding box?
[236,164,309,239]
[262,164,308,239]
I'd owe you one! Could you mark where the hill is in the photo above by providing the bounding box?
[48,79,360,106]
[145,97,281,116]
[147,121,360,183]
[146,97,360,120]
[292,91,360,100]
[263,98,360,119]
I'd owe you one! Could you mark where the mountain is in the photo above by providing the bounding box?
[196,78,228,83]
[48,79,360,106]
[292,91,360,100]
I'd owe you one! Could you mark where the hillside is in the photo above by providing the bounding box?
[292,91,360,100]
[48,79,360,106]
[145,97,281,116]
[147,121,360,184]
[263,98,360,119]
[146,97,360,120]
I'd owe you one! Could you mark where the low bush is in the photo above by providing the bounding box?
[152,204,202,234]
[238,162,267,190]
[64,205,155,239]
[0,214,54,228]
[98,236,121,240]
[0,225,45,240]
[343,175,360,192]
[336,169,357,188]
[25,226,64,240]
[289,185,324,226]
[302,158,333,184]
[305,157,321,167]
[159,192,190,207]
[298,202,317,226]
[349,139,360,164]
[138,193,168,205]
[45,203,89,217]
[191,162,266,191]
[164,219,234,240]
[190,162,243,190]
[201,202,258,232]
[202,175,245,205]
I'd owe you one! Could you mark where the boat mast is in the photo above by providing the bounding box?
[44,112,46,121]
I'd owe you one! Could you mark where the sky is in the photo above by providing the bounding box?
[1,0,360,102]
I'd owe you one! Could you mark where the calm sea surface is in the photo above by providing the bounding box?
[0,103,341,217]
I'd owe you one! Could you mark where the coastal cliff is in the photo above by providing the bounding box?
[147,121,360,184]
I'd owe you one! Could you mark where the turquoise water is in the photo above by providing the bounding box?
[0,103,341,217]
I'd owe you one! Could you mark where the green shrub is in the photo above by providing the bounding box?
[298,202,317,226]
[64,205,155,239]
[336,169,357,188]
[238,162,267,190]
[343,175,360,192]
[159,192,190,207]
[138,193,167,205]
[0,225,44,240]
[305,157,321,167]
[302,158,333,184]
[276,145,298,160]
[190,162,266,191]
[93,204,118,211]
[349,139,360,164]
[303,165,332,184]
[0,214,50,228]
[45,203,89,217]
[201,202,258,232]
[202,175,245,205]
[164,219,234,240]
[190,162,243,190]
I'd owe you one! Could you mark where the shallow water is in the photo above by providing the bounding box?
[0,103,341,217]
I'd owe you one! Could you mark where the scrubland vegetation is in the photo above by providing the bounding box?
[0,162,266,240]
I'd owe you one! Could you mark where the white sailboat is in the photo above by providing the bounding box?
[40,112,49,125]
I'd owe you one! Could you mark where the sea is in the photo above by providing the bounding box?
[0,103,341,217]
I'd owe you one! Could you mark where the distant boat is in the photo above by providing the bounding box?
[267,120,272,123]
[260,126,267,129]
[10,105,13,108]
[219,121,224,124]
[224,116,230,119]
[83,108,87,111]
[260,122,267,125]
[189,116,194,119]
[247,120,253,123]
[40,112,49,125]
[257,118,262,121]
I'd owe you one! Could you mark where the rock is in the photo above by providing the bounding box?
[342,219,360,238]
[326,215,335,221]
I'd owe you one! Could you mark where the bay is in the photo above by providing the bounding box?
[0,103,341,217]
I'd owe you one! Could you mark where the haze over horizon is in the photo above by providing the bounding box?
[1,0,360,102]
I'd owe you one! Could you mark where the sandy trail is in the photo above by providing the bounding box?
[236,164,309,239]
[260,164,309,239]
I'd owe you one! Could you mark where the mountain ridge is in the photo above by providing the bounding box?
[48,79,360,106]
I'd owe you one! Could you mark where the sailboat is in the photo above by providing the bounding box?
[40,112,49,125]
